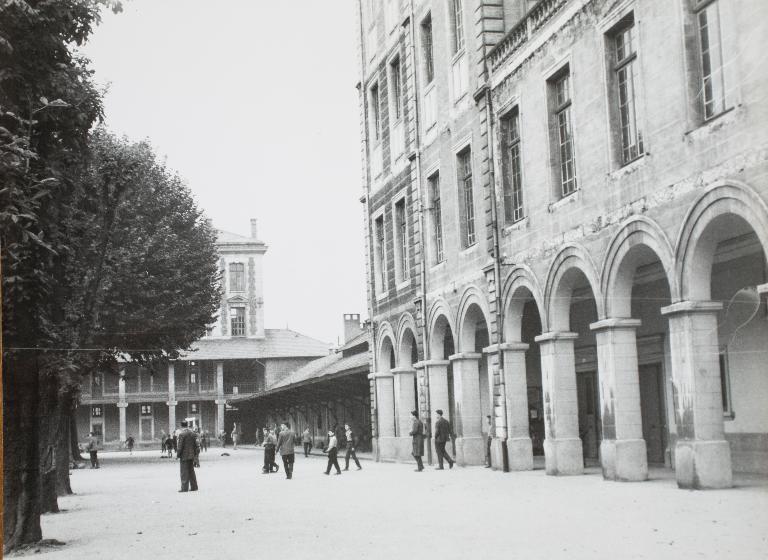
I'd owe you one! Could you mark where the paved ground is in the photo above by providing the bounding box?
[23,447,768,559]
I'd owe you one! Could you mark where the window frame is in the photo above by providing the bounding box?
[421,13,435,85]
[369,81,381,143]
[456,146,476,248]
[230,306,246,337]
[449,0,465,56]
[388,55,403,123]
[373,212,387,297]
[229,262,245,292]
[393,196,409,284]
[609,14,644,166]
[428,171,444,264]
[501,106,525,224]
[548,67,578,199]
[694,0,727,121]
[91,406,103,418]
[140,404,152,416]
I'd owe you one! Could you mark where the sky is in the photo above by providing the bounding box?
[80,0,367,345]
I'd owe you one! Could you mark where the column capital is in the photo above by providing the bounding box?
[498,342,530,352]
[449,352,482,362]
[661,300,723,316]
[412,360,426,370]
[369,371,394,380]
[116,402,129,409]
[534,331,578,343]
[757,283,767,295]
[590,318,642,332]
[166,401,178,406]
[214,399,227,405]
[419,359,450,367]
[391,367,416,375]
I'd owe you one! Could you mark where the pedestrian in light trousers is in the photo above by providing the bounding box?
[302,428,312,457]
[343,424,362,470]
[323,431,342,475]
[276,422,296,480]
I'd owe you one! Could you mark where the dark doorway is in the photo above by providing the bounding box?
[577,370,601,462]
[639,363,667,464]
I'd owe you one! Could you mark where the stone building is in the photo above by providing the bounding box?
[77,220,330,447]
[357,0,767,488]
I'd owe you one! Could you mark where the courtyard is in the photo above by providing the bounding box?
[22,448,768,559]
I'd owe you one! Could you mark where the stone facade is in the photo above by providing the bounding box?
[357,0,768,488]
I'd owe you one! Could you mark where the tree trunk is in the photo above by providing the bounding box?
[39,374,62,514]
[3,354,43,553]
[55,404,72,496]
[70,409,85,462]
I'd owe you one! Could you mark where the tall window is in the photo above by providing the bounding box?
[91,406,102,417]
[612,17,643,164]
[550,70,577,197]
[140,404,152,416]
[390,57,402,121]
[695,0,726,119]
[502,107,524,223]
[429,173,444,263]
[421,14,434,84]
[394,199,408,282]
[450,0,465,54]
[230,307,245,336]
[370,83,381,141]
[229,262,245,292]
[374,215,386,295]
[457,148,476,247]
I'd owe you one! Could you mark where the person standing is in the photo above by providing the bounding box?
[86,432,100,469]
[485,414,493,468]
[200,431,208,452]
[160,430,167,457]
[231,423,240,450]
[276,422,296,479]
[343,423,362,471]
[433,409,454,469]
[165,432,175,458]
[125,435,135,455]
[301,428,312,457]
[409,410,425,472]
[176,420,199,492]
[323,430,341,475]
[262,428,278,474]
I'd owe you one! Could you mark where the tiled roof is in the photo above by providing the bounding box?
[179,329,330,361]
[340,330,368,351]
[215,229,264,245]
[269,350,370,390]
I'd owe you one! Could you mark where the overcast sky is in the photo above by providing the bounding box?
[81,0,367,345]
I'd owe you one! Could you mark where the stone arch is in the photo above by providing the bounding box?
[376,321,396,373]
[501,264,547,341]
[396,312,420,367]
[544,243,604,331]
[427,298,457,359]
[675,181,768,301]
[456,286,492,353]
[601,216,678,318]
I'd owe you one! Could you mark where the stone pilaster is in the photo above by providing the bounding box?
[392,367,417,461]
[661,301,732,489]
[371,371,397,460]
[591,318,647,482]
[449,352,485,466]
[216,361,225,435]
[534,331,583,476]
[423,360,451,421]
[500,342,534,471]
[167,362,176,432]
[118,369,127,442]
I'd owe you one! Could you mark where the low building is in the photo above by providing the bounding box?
[77,220,330,447]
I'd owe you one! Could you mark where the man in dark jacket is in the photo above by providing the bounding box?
[343,423,362,471]
[433,409,454,469]
[410,410,425,472]
[86,432,100,469]
[276,422,296,479]
[176,421,199,492]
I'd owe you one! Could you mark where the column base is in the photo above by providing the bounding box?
[490,437,505,471]
[377,436,418,463]
[675,440,732,489]
[601,439,648,481]
[506,436,534,471]
[455,436,485,466]
[544,437,583,475]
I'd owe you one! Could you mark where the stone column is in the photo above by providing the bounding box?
[167,362,177,432]
[534,332,583,475]
[590,318,647,481]
[483,345,506,471]
[449,352,484,466]
[423,360,450,421]
[118,369,127,442]
[661,301,731,489]
[216,361,225,435]
[392,367,417,461]
[372,371,396,460]
[500,342,534,471]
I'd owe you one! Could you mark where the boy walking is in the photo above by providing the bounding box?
[323,430,342,475]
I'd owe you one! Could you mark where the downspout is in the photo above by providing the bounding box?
[357,0,380,461]
[480,30,509,472]
[407,0,432,465]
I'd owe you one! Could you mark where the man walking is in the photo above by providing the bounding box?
[302,428,312,457]
[86,432,100,469]
[485,414,493,468]
[410,410,425,472]
[276,422,296,479]
[176,420,199,492]
[434,409,454,470]
[323,430,342,475]
[343,423,362,471]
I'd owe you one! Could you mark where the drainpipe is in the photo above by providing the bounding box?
[357,0,380,462]
[407,0,432,465]
[480,30,509,472]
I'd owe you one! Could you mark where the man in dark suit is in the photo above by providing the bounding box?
[343,423,362,471]
[410,410,425,472]
[276,421,296,479]
[433,409,454,469]
[176,420,199,492]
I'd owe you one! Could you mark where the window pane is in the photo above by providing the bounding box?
[458,150,475,246]
[502,109,524,224]
[391,60,401,120]
[698,4,726,119]
[452,0,464,53]
[422,15,434,84]
[430,175,443,263]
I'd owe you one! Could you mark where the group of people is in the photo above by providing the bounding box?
[159,428,209,458]
[409,409,456,471]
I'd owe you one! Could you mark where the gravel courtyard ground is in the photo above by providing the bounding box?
[24,447,768,559]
